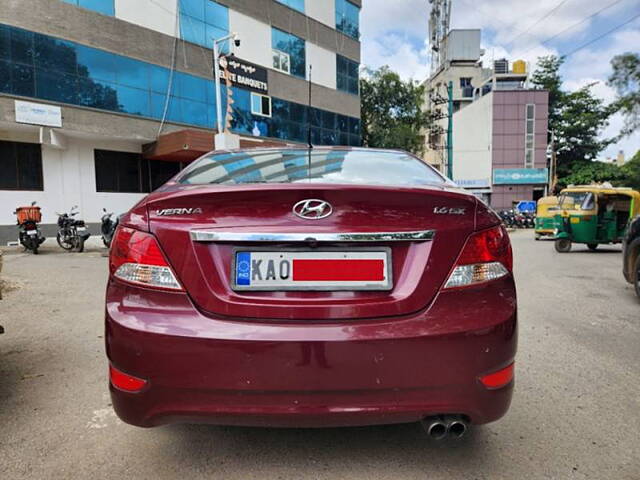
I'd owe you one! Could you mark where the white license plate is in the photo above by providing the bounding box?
[232,249,392,291]
[26,230,37,236]
[76,227,86,231]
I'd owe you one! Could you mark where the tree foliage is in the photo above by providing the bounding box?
[619,150,640,190]
[608,52,640,137]
[360,66,429,155]
[531,56,615,185]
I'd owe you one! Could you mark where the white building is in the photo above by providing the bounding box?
[0,0,362,243]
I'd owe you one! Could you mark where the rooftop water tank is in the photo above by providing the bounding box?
[512,60,526,74]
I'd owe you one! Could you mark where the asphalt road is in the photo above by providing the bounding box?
[0,232,638,480]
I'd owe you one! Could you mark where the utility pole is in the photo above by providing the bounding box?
[446,80,453,179]
[212,32,240,150]
[548,130,557,195]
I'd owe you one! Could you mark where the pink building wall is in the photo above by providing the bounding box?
[490,90,549,210]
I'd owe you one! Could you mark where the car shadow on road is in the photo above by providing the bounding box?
[157,422,496,471]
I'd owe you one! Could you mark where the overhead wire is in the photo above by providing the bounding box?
[520,0,627,54]
[505,0,572,47]
[559,10,640,58]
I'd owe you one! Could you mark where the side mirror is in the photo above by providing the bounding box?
[103,208,107,212]
[31,201,37,206]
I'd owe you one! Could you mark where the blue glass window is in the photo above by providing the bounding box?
[336,54,359,95]
[0,24,361,146]
[271,28,305,79]
[335,0,360,39]
[179,0,229,49]
[61,0,115,16]
[275,0,304,13]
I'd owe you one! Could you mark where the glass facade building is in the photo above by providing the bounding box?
[275,0,304,13]
[61,0,115,16]
[271,27,306,79]
[336,54,359,95]
[179,0,229,49]
[0,24,360,146]
[335,0,359,39]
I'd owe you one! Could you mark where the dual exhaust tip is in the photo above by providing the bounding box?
[421,415,468,440]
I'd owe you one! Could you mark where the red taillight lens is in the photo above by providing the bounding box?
[479,363,514,389]
[109,226,182,290]
[457,225,512,271]
[445,225,512,288]
[109,364,147,393]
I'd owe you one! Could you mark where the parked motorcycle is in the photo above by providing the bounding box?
[14,202,45,254]
[56,206,91,253]
[100,208,119,247]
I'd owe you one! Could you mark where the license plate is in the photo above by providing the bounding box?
[26,230,37,236]
[76,227,87,231]
[232,249,392,291]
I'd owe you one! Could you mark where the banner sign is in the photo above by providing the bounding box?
[15,100,62,127]
[218,56,268,94]
[455,178,491,188]
[493,168,548,185]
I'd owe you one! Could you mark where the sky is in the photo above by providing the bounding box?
[360,0,640,160]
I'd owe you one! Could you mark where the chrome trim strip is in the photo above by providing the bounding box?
[190,230,435,242]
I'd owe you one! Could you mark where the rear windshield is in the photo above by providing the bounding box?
[176,149,447,187]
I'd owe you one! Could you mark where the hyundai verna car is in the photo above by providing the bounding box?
[105,147,516,438]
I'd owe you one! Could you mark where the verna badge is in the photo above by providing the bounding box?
[433,206,466,215]
[155,208,203,216]
[293,199,333,220]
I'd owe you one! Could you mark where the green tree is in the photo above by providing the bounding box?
[619,150,640,190]
[360,66,429,155]
[608,52,640,137]
[531,55,615,184]
[562,161,625,187]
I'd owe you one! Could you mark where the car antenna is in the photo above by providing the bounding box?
[307,64,313,182]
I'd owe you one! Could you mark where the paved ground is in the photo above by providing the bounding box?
[0,231,638,479]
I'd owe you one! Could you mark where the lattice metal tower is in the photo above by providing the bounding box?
[428,0,452,75]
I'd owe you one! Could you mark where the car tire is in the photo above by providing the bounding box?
[587,243,598,251]
[555,238,572,253]
[634,254,640,301]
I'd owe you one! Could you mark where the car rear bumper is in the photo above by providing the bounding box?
[105,278,517,428]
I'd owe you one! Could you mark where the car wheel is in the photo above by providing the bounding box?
[634,255,640,301]
[555,238,572,253]
[587,243,598,251]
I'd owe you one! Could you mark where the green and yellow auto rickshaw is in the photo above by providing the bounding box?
[553,186,640,252]
[534,196,560,240]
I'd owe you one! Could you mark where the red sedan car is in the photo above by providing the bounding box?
[105,147,516,438]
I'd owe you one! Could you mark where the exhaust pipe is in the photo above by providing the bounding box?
[447,416,468,439]
[421,415,469,439]
[421,416,448,440]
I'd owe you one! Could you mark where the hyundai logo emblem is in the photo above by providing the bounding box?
[292,199,333,220]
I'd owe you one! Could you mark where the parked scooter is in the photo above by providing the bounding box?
[56,206,91,252]
[14,202,45,254]
[100,208,119,247]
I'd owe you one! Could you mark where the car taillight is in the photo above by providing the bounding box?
[109,226,182,290]
[109,364,147,392]
[444,225,512,289]
[479,363,514,389]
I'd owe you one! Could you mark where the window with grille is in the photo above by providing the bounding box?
[525,104,535,168]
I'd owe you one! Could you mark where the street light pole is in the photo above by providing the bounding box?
[212,33,237,134]
[213,40,222,134]
[446,80,453,179]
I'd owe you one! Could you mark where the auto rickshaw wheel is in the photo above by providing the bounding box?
[587,243,598,251]
[555,238,572,253]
